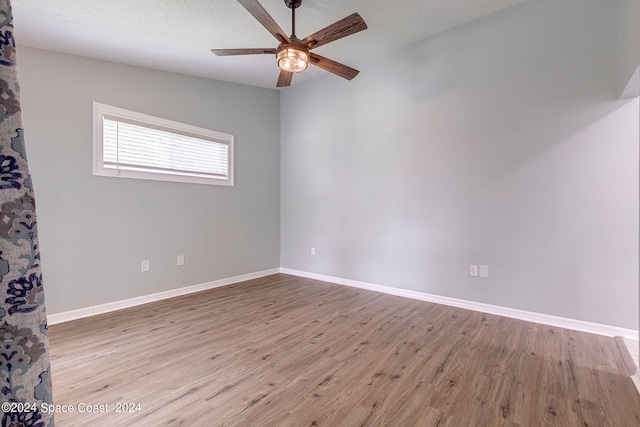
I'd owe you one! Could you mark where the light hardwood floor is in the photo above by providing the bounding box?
[48,274,640,426]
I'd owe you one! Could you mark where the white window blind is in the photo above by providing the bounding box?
[93,103,234,186]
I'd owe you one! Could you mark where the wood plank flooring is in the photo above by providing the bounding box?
[48,274,640,426]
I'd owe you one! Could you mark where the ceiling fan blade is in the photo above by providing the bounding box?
[309,53,359,80]
[302,13,367,50]
[277,69,293,87]
[211,48,276,56]
[237,0,290,44]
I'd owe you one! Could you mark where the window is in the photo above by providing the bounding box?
[93,102,234,186]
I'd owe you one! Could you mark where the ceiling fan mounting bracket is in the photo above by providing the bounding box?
[284,0,302,9]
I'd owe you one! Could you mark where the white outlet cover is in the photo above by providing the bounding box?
[311,247,316,256]
[141,260,150,272]
[479,265,489,278]
[470,265,478,277]
[177,255,185,266]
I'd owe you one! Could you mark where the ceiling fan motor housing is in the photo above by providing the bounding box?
[285,0,302,9]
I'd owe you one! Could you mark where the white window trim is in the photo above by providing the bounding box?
[93,102,234,186]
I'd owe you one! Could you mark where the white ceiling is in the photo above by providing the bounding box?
[11,0,528,89]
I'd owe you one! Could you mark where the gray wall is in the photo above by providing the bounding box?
[18,47,281,315]
[618,0,640,97]
[281,0,639,329]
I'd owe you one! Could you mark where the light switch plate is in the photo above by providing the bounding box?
[479,265,489,278]
[470,265,478,277]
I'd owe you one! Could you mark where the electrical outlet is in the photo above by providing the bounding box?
[311,247,316,256]
[177,255,184,266]
[479,265,489,278]
[470,265,478,277]
[141,260,150,272]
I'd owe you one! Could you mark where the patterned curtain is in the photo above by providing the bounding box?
[0,1,54,426]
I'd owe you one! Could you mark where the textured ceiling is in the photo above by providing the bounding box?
[11,0,528,89]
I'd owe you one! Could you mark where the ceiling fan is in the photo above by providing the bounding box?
[212,0,367,87]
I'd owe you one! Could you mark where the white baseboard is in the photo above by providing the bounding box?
[633,371,640,394]
[48,267,639,341]
[47,268,281,325]
[280,268,639,340]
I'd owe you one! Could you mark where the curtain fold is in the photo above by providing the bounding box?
[0,0,54,426]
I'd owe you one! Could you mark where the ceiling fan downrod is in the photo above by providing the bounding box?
[285,0,302,37]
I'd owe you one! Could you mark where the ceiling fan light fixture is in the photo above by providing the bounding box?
[276,44,309,73]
